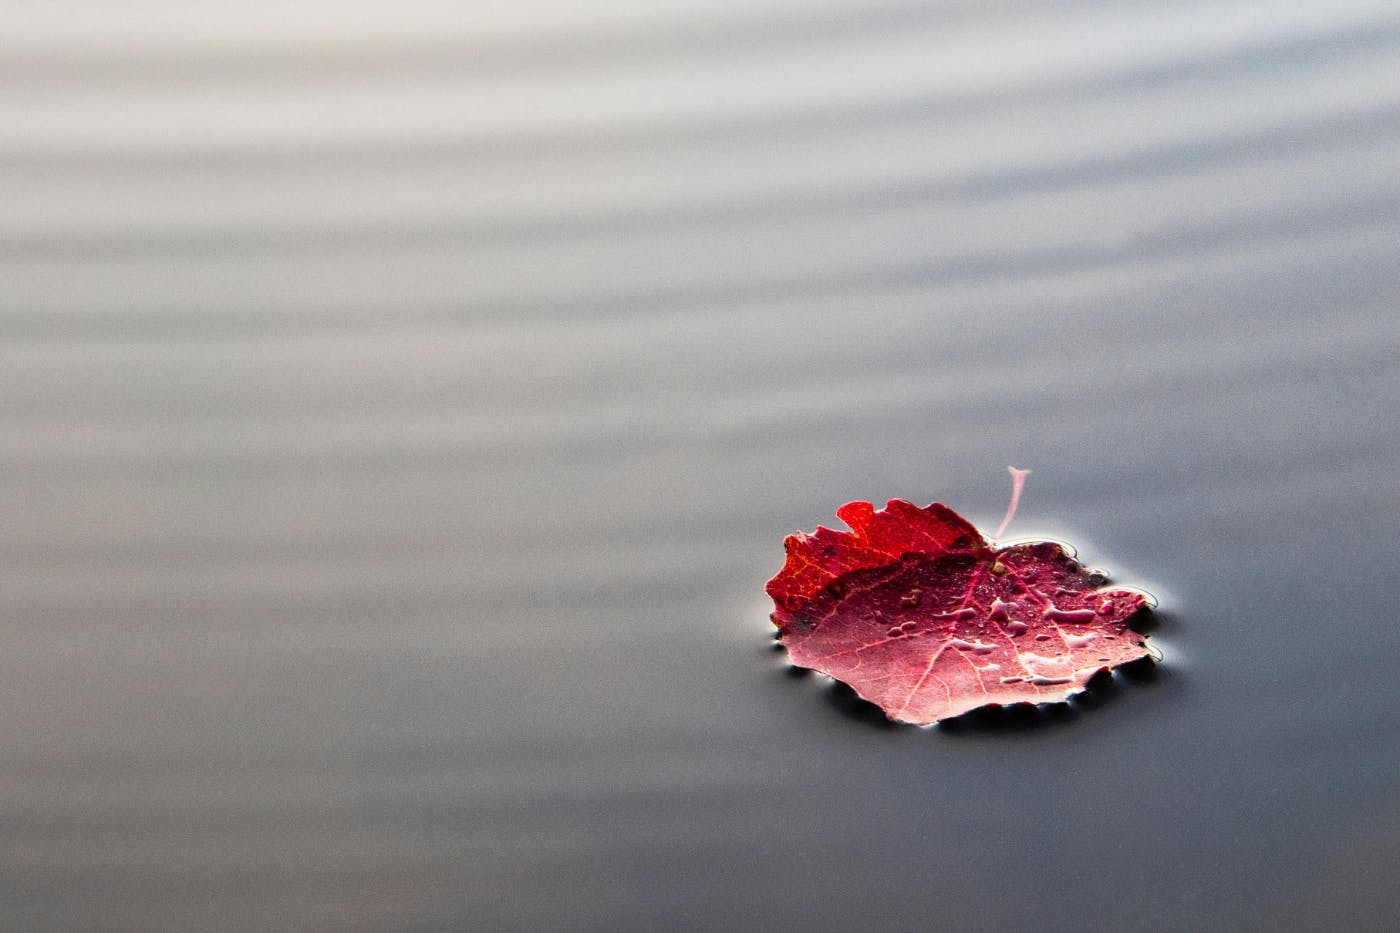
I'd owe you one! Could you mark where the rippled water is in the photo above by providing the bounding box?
[2,2,1399,930]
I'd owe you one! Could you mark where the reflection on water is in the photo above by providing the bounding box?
[1,1,1399,930]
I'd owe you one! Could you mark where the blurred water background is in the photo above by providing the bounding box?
[1,1,1399,929]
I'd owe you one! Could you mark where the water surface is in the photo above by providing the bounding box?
[1,1,1398,930]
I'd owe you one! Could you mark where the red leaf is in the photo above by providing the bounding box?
[767,482,1151,725]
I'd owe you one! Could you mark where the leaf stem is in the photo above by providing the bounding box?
[992,466,1031,540]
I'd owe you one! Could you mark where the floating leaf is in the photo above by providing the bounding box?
[767,469,1151,725]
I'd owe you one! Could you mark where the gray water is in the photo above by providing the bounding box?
[2,1,1399,930]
